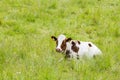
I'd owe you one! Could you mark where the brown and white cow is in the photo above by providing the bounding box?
[51,34,102,59]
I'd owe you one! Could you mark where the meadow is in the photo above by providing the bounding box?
[0,0,120,80]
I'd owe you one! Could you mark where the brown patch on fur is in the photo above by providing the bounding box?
[71,41,79,53]
[88,43,92,47]
[60,38,72,51]
[60,40,67,51]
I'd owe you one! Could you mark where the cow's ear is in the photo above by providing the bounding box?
[51,36,57,41]
[77,41,81,44]
[66,38,72,42]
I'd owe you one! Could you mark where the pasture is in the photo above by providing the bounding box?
[0,0,120,80]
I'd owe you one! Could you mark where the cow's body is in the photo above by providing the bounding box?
[65,40,102,58]
[51,34,102,59]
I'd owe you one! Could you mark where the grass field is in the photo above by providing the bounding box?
[0,0,120,80]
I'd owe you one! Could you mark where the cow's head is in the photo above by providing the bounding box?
[51,34,72,53]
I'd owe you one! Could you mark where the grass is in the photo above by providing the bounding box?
[0,0,120,80]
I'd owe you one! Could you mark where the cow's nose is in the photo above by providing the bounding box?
[56,48,61,52]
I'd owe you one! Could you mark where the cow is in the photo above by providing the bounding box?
[51,34,102,59]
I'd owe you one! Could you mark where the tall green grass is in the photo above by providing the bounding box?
[0,0,120,80]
